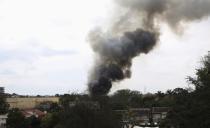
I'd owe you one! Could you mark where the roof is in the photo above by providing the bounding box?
[130,108,150,116]
[152,107,170,113]
[21,109,46,118]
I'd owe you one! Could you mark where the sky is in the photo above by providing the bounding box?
[0,0,209,95]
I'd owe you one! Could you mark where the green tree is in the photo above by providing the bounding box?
[187,53,210,128]
[110,89,143,109]
[55,102,121,128]
[59,93,91,108]
[0,93,9,114]
[41,113,59,128]
[27,115,41,128]
[6,108,27,128]
[161,52,210,128]
[37,102,61,113]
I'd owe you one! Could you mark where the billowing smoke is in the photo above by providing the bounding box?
[88,0,210,96]
[88,29,158,95]
[114,0,210,32]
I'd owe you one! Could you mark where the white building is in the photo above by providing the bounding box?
[0,114,7,128]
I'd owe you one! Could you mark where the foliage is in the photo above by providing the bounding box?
[110,89,174,109]
[6,108,27,128]
[41,113,60,128]
[59,93,91,108]
[110,89,143,109]
[7,108,43,128]
[161,53,210,128]
[28,115,41,128]
[0,93,9,114]
[55,102,121,128]
[36,102,61,113]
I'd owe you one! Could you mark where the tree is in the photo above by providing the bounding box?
[188,53,210,90]
[36,102,61,113]
[59,93,91,109]
[6,108,27,128]
[0,93,9,114]
[110,89,143,109]
[55,102,121,128]
[28,115,41,128]
[187,53,210,127]
[41,113,59,128]
[161,52,210,128]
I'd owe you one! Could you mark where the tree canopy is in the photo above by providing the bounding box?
[0,92,9,114]
[161,52,210,128]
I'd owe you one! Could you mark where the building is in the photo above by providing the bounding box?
[6,97,59,109]
[0,114,7,128]
[114,110,129,122]
[152,107,170,123]
[0,87,4,94]
[129,108,151,125]
[116,107,170,127]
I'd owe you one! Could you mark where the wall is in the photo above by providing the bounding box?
[0,115,7,128]
[6,97,59,109]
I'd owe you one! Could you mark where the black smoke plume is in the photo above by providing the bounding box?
[88,0,210,96]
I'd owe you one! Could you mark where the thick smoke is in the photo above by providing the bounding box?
[88,29,158,95]
[88,0,210,96]
[115,0,210,32]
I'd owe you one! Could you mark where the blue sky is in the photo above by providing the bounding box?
[0,0,210,95]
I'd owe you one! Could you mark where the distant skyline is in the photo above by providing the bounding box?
[0,0,210,95]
